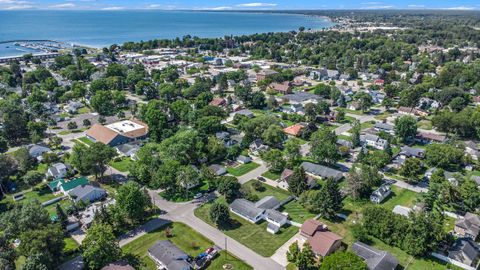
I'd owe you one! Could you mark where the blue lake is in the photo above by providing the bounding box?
[0,10,334,56]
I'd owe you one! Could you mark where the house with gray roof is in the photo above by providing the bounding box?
[69,184,106,203]
[28,144,51,160]
[233,109,254,118]
[46,163,68,180]
[399,146,425,159]
[301,162,343,181]
[455,213,480,240]
[229,196,287,234]
[281,92,321,105]
[370,185,391,204]
[208,164,227,176]
[148,240,191,270]
[360,134,388,150]
[352,242,398,270]
[374,122,395,135]
[115,143,140,160]
[448,238,480,268]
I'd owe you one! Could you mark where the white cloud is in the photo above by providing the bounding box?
[408,4,425,8]
[3,4,33,9]
[210,6,233,10]
[236,2,277,7]
[145,4,176,10]
[443,6,475,10]
[49,3,76,8]
[361,5,394,9]
[101,6,125,10]
[360,2,384,4]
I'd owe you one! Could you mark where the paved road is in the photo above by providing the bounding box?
[149,191,285,270]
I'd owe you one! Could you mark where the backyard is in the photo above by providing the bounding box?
[109,156,134,172]
[227,162,260,177]
[121,222,252,270]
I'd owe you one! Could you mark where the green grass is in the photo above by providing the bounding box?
[58,130,71,135]
[242,180,291,201]
[279,200,316,223]
[109,157,133,172]
[194,199,298,257]
[36,163,48,174]
[261,170,281,180]
[122,222,251,270]
[227,162,260,177]
[77,107,90,114]
[78,136,94,146]
[418,120,433,130]
[381,185,419,211]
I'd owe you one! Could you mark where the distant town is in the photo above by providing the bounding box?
[0,9,479,270]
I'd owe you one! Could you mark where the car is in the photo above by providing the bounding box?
[257,176,266,182]
[194,193,203,199]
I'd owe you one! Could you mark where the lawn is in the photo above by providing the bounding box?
[77,107,90,114]
[261,170,281,180]
[279,200,316,223]
[159,181,210,202]
[58,130,71,135]
[122,222,252,270]
[381,185,419,211]
[78,136,94,146]
[227,162,260,177]
[109,157,133,172]
[194,200,298,257]
[242,180,291,201]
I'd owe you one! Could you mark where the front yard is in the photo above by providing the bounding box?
[121,222,252,270]
[227,162,260,177]
[109,157,134,172]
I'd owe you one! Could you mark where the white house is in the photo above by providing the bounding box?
[46,163,68,179]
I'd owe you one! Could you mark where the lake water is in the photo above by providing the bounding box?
[0,10,334,57]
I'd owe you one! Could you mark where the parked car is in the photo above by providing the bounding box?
[257,176,266,182]
[194,193,203,199]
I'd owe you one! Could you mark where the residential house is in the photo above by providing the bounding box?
[257,69,279,81]
[301,162,344,181]
[336,139,354,149]
[115,143,141,160]
[237,155,252,164]
[300,219,343,258]
[233,109,254,118]
[101,261,135,270]
[249,139,269,156]
[399,146,425,159]
[370,185,391,204]
[277,168,317,191]
[48,176,89,195]
[374,122,395,135]
[416,132,447,144]
[282,103,305,115]
[465,141,479,161]
[269,81,292,94]
[69,184,106,203]
[455,213,480,240]
[352,242,399,270]
[283,124,305,137]
[148,240,192,270]
[209,98,226,107]
[398,106,428,117]
[348,101,362,111]
[448,238,480,269]
[46,163,68,180]
[64,101,84,114]
[471,175,480,187]
[360,134,388,150]
[208,164,227,176]
[229,196,288,234]
[28,144,51,160]
[281,92,321,105]
[86,119,149,147]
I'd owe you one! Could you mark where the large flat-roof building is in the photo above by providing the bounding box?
[86,119,148,146]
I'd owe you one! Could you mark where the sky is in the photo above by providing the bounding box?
[0,0,479,11]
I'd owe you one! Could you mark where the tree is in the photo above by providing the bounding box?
[399,158,423,183]
[18,224,64,268]
[296,242,315,270]
[310,128,339,165]
[0,200,49,239]
[70,142,116,180]
[261,125,286,147]
[0,235,17,270]
[316,178,342,219]
[354,92,373,112]
[425,143,464,170]
[394,116,417,143]
[284,138,302,166]
[286,241,300,264]
[22,171,44,186]
[176,165,199,199]
[65,121,76,130]
[459,179,480,212]
[351,120,361,147]
[56,204,68,228]
[115,181,150,225]
[288,167,308,196]
[82,223,121,270]
[217,176,240,201]
[22,253,49,270]
[261,149,286,173]
[320,251,368,270]
[209,202,230,228]
[83,119,91,127]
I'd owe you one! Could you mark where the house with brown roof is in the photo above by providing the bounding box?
[277,168,317,191]
[283,124,304,137]
[269,81,292,94]
[256,69,279,81]
[86,119,149,147]
[455,213,480,240]
[209,98,226,107]
[300,219,343,257]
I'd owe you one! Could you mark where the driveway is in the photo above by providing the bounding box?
[235,157,269,184]
[271,232,306,267]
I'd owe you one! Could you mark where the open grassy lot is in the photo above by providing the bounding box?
[194,200,298,257]
[279,200,316,223]
[122,222,252,270]
[109,157,133,172]
[227,162,260,176]
[381,185,419,211]
[78,136,94,146]
[242,180,290,201]
[261,170,281,180]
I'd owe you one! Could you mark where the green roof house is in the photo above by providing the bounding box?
[48,177,89,195]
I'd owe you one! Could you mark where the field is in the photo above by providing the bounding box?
[109,157,133,172]
[121,222,252,270]
[279,200,316,223]
[261,170,281,180]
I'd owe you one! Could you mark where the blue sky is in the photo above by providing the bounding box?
[0,0,479,11]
